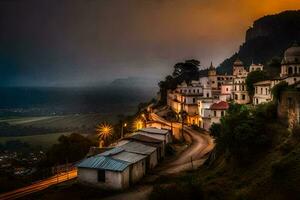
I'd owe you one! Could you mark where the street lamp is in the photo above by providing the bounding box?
[96,123,113,146]
[121,122,127,139]
[135,119,144,130]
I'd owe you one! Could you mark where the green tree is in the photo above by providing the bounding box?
[158,59,200,105]
[172,59,200,82]
[213,103,277,164]
[246,70,269,102]
[47,133,94,165]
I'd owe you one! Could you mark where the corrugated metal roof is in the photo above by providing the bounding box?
[120,141,156,155]
[76,155,130,172]
[137,132,165,141]
[140,127,169,135]
[112,151,146,163]
[99,147,124,156]
[129,133,163,143]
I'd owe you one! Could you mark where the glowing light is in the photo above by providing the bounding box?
[135,119,144,130]
[123,123,127,127]
[96,123,113,140]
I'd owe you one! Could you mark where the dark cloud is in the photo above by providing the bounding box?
[0,0,299,86]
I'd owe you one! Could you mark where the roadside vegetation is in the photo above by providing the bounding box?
[150,102,300,200]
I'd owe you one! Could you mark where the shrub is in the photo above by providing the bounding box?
[213,103,278,164]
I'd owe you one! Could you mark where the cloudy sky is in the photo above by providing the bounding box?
[0,0,300,86]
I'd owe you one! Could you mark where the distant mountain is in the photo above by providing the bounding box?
[217,10,300,74]
[109,77,159,88]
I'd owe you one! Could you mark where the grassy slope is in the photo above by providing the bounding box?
[150,123,300,200]
[0,132,74,148]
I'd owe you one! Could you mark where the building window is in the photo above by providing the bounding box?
[265,88,268,95]
[98,170,105,182]
[226,88,228,91]
[242,85,245,91]
[242,94,245,100]
[261,88,263,94]
[193,98,196,103]
[197,89,199,93]
[214,111,217,116]
[256,98,258,104]
[288,67,293,75]
[221,111,224,117]
[193,89,195,93]
[235,94,238,100]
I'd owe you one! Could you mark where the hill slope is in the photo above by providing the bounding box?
[217,10,300,74]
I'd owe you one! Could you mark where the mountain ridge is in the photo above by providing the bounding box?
[217,10,300,74]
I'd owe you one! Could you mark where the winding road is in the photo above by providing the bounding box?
[103,112,214,200]
[150,113,214,174]
[0,112,214,200]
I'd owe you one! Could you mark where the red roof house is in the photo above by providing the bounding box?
[210,101,229,110]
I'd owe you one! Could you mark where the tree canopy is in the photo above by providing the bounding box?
[47,133,95,165]
[210,103,278,164]
[158,59,200,105]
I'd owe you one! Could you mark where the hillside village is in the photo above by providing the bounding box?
[167,42,300,131]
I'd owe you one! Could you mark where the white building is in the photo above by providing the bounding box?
[253,42,300,105]
[209,101,229,126]
[198,98,218,130]
[119,141,158,171]
[280,42,300,78]
[139,127,172,144]
[249,63,263,72]
[219,80,234,101]
[167,78,212,126]
[232,59,250,104]
[77,155,131,190]
[125,133,165,161]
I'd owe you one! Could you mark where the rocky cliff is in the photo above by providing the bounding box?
[217,10,300,74]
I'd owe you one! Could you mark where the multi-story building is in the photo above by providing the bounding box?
[253,42,300,105]
[232,59,250,104]
[167,79,212,126]
[198,98,219,130]
[219,80,234,101]
[280,42,300,78]
[210,101,229,126]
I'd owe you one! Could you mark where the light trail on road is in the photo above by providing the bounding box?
[0,169,77,200]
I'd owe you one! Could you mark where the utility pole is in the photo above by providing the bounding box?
[121,122,127,139]
[181,96,184,139]
[56,164,59,183]
[66,158,69,180]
